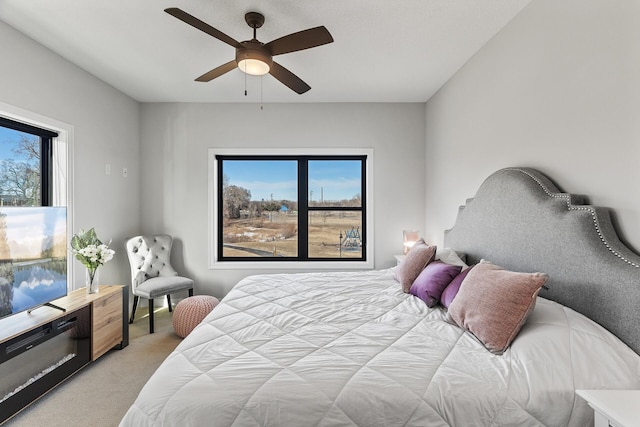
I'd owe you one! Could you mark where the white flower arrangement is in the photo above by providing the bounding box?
[75,243,115,267]
[70,228,115,279]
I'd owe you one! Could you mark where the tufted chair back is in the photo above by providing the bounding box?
[126,235,178,293]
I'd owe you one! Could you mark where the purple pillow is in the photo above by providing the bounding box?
[440,265,475,309]
[409,261,462,307]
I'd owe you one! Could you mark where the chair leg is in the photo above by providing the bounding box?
[167,294,172,312]
[129,296,139,324]
[189,288,194,297]
[149,298,154,334]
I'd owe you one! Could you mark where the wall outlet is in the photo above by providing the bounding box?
[105,163,111,176]
[122,167,128,178]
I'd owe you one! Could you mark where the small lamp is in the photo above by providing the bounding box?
[403,230,420,254]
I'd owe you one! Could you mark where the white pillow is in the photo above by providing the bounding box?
[435,247,468,268]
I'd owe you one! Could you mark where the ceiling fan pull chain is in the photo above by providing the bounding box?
[244,66,248,96]
[261,75,264,110]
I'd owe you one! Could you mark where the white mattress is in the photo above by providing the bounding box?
[120,268,640,426]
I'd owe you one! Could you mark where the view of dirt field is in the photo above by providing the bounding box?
[223,212,362,258]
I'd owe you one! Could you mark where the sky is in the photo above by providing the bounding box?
[223,160,362,202]
[0,127,33,161]
[0,206,66,259]
[2,206,66,240]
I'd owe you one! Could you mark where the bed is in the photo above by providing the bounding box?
[120,167,640,426]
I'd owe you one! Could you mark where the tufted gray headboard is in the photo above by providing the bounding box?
[444,167,640,354]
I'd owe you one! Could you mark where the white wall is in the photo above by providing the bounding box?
[0,17,426,301]
[0,20,141,289]
[13,0,634,302]
[424,0,640,254]
[140,102,426,297]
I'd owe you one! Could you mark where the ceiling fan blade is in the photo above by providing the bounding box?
[269,61,311,94]
[265,26,334,56]
[195,60,237,82]
[165,8,243,49]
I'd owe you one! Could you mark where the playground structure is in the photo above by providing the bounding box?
[340,226,362,256]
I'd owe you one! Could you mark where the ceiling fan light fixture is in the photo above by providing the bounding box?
[238,58,270,75]
[236,48,272,76]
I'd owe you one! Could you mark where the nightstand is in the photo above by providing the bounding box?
[394,255,405,266]
[576,389,640,427]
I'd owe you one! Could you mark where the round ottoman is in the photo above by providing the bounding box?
[173,295,219,338]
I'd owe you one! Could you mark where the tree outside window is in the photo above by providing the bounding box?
[0,117,55,207]
[0,134,40,206]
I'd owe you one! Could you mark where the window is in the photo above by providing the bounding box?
[0,117,56,206]
[210,149,373,268]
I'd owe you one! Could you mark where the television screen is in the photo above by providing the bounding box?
[0,206,67,319]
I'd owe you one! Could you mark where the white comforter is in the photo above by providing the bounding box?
[120,269,640,426]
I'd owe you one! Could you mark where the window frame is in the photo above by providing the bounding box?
[1,101,73,287]
[209,148,374,270]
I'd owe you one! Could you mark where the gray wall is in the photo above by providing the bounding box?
[424,0,640,254]
[140,102,426,297]
[0,20,141,289]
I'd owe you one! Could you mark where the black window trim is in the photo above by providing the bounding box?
[216,154,367,263]
[0,116,57,206]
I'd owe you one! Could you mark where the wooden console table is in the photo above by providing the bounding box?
[0,285,128,423]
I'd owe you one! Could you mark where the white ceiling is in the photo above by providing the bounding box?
[0,0,532,103]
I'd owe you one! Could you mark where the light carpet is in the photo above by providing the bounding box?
[3,308,181,427]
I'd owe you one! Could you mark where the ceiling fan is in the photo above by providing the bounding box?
[165,8,334,94]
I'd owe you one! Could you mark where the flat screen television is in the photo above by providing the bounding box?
[0,206,67,319]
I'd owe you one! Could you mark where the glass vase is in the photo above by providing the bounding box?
[86,267,100,294]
